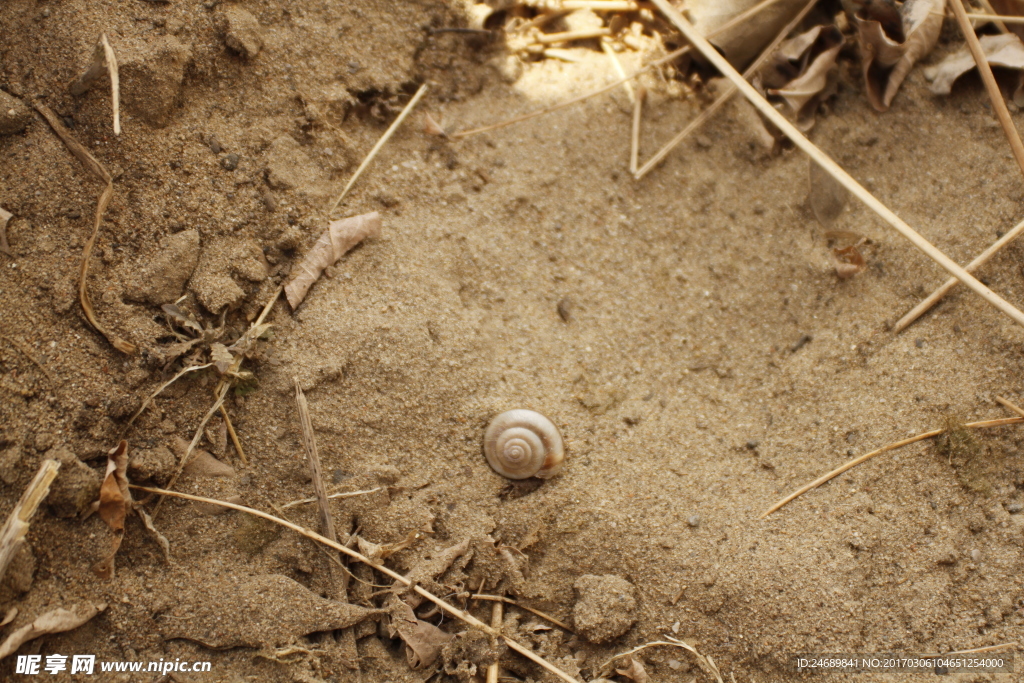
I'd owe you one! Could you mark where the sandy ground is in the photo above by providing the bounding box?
[1,1,1023,681]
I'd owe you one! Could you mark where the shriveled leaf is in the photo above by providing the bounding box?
[357,536,385,563]
[0,608,17,628]
[387,598,453,670]
[615,656,650,683]
[926,33,1024,102]
[832,244,866,279]
[97,440,130,531]
[166,575,383,649]
[808,160,850,229]
[0,604,106,660]
[285,212,381,309]
[765,26,843,129]
[851,0,945,111]
[210,343,234,374]
[161,303,204,336]
[403,539,472,608]
[0,206,13,256]
[689,0,812,68]
[423,112,447,137]
[92,441,130,579]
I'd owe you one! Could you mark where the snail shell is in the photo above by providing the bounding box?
[484,409,564,480]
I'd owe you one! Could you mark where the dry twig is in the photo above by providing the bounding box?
[280,487,383,510]
[219,404,247,464]
[328,84,428,214]
[761,416,1024,517]
[0,460,60,584]
[32,103,135,354]
[630,86,645,175]
[468,594,574,632]
[894,217,1024,333]
[996,395,1024,418]
[649,0,1024,328]
[131,486,580,683]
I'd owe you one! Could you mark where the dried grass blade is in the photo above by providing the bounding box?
[649,0,1024,328]
[33,103,136,354]
[101,34,120,135]
[0,460,60,584]
[761,416,1024,517]
[328,84,428,214]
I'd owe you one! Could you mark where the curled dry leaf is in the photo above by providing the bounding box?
[849,0,945,112]
[387,598,453,669]
[615,656,650,682]
[210,343,234,374]
[285,211,381,309]
[0,604,106,660]
[0,206,12,256]
[92,440,130,579]
[762,26,843,130]
[832,244,867,279]
[689,0,813,68]
[926,33,1024,104]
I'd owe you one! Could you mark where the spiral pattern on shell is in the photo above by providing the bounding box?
[484,409,564,480]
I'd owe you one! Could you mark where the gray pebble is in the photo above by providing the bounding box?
[208,136,222,154]
[745,439,759,449]
[1007,502,1022,514]
[557,297,572,322]
[687,514,701,528]
[220,153,239,170]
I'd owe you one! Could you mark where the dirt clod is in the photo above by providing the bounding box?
[45,446,101,518]
[217,5,263,59]
[0,91,32,135]
[124,229,200,305]
[572,574,638,644]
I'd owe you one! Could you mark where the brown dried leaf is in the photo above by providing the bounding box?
[387,598,453,670]
[285,212,381,309]
[927,33,1024,101]
[161,303,204,336]
[423,112,447,137]
[0,207,12,257]
[136,507,170,562]
[689,0,812,68]
[765,26,843,129]
[832,244,867,279]
[210,343,234,374]
[615,656,650,682]
[0,604,106,660]
[97,440,130,531]
[852,0,945,111]
[92,441,130,578]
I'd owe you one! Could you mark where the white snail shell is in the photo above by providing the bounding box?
[484,409,564,480]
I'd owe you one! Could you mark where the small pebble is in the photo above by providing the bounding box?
[220,153,239,171]
[668,659,683,670]
[557,297,572,323]
[1007,502,1022,514]
[687,514,701,528]
[745,439,759,449]
[915,338,924,348]
[971,549,982,563]
[208,136,222,154]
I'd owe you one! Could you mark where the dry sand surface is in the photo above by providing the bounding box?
[1,1,1023,681]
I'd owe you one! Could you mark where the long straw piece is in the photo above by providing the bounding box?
[648,0,1024,328]
[635,0,818,179]
[761,416,1024,517]
[327,84,429,215]
[950,0,1024,180]
[133,486,579,683]
[894,216,1024,333]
